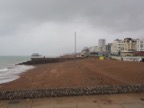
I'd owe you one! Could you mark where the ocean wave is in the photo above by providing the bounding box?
[0,65,34,84]
[0,68,8,72]
[0,76,20,84]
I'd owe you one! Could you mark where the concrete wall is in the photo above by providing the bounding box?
[0,85,143,100]
[111,56,121,60]
[111,56,144,62]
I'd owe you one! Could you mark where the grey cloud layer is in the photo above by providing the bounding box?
[1,0,144,36]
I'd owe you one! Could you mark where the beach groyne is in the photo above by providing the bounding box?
[0,85,143,100]
[19,58,80,65]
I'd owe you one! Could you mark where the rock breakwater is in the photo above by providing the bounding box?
[19,58,79,65]
[0,85,144,100]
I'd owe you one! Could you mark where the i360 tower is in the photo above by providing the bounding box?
[98,39,106,48]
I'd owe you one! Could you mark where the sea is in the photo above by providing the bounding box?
[0,56,34,84]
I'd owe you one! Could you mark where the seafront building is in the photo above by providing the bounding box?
[136,39,144,51]
[121,38,137,56]
[111,39,124,55]
[111,38,137,56]
[89,46,101,53]
[80,37,144,57]
[101,45,107,53]
[106,43,112,54]
[88,39,107,55]
[123,38,137,52]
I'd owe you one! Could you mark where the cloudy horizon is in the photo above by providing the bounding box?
[0,0,144,56]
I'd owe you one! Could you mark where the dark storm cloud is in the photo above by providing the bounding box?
[0,0,144,36]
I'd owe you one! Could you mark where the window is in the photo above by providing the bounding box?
[140,44,143,48]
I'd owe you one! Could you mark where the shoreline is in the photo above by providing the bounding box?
[0,65,35,85]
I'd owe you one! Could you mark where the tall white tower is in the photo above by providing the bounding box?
[98,39,106,48]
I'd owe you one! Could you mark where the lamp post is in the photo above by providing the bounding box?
[75,32,77,58]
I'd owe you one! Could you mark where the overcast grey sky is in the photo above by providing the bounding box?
[0,0,144,56]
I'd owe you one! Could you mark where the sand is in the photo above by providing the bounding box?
[0,58,144,90]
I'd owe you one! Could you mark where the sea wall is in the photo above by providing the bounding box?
[0,85,143,100]
[111,56,144,62]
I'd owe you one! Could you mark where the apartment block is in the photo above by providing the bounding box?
[111,39,124,55]
[111,38,137,56]
[123,38,137,52]
[137,39,144,51]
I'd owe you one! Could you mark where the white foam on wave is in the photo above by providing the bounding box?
[0,65,35,84]
[0,68,8,72]
[0,76,20,84]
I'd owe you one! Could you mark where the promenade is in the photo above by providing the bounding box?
[0,93,144,108]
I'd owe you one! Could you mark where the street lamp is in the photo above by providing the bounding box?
[75,32,77,58]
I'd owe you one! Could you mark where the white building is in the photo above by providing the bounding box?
[111,39,124,55]
[111,38,137,56]
[89,46,101,53]
[137,39,144,51]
